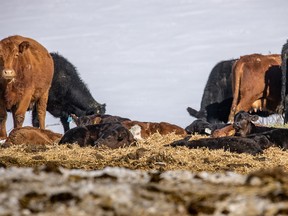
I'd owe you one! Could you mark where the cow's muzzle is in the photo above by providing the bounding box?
[2,69,16,80]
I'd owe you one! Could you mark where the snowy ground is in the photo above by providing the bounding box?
[1,0,288,134]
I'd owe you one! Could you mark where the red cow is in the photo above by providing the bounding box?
[0,35,54,138]
[228,54,282,122]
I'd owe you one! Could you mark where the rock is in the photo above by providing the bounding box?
[0,166,287,215]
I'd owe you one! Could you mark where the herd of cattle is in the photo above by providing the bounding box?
[1,35,288,155]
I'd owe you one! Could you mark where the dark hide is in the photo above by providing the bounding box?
[187,59,236,123]
[185,119,227,135]
[167,135,272,155]
[281,40,288,123]
[232,111,273,137]
[32,52,106,132]
[71,114,130,127]
[58,122,135,149]
[247,128,288,150]
[169,111,288,155]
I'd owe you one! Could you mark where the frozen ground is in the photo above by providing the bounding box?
[1,0,288,134]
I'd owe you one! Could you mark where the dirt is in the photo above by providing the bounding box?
[1,132,288,215]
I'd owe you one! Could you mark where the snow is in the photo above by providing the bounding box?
[1,0,288,134]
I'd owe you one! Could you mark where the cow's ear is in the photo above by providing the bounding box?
[18,41,30,53]
[250,115,259,122]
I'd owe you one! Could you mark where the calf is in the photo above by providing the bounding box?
[228,54,282,122]
[59,122,135,149]
[121,120,187,139]
[169,111,288,155]
[71,114,130,126]
[212,111,273,137]
[4,126,62,146]
[71,114,186,139]
[32,52,106,132]
[0,35,54,139]
[185,119,227,135]
[167,135,272,155]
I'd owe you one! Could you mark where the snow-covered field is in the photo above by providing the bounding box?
[1,0,288,134]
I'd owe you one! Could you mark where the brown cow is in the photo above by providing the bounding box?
[3,126,62,146]
[0,35,54,139]
[228,54,282,122]
[121,120,186,139]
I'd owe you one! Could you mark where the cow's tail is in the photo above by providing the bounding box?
[228,60,242,122]
[187,107,204,119]
[187,107,199,117]
[282,51,288,121]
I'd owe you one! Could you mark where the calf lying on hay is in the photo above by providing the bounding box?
[59,122,136,149]
[169,111,288,155]
[71,113,187,139]
[3,126,62,146]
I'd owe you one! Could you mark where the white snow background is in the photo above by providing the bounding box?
[1,0,288,134]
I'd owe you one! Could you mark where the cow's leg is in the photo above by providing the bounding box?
[0,106,7,139]
[233,96,260,117]
[60,116,70,132]
[13,93,33,128]
[32,105,40,128]
[36,90,49,129]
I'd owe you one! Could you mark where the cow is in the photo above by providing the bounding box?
[281,40,288,123]
[71,113,130,126]
[168,111,288,155]
[70,113,187,139]
[228,54,282,122]
[3,126,62,146]
[0,35,54,139]
[59,122,135,149]
[121,120,187,139]
[212,110,272,138]
[32,52,106,132]
[185,119,227,135]
[187,59,236,123]
[167,135,272,155]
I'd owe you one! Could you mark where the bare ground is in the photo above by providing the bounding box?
[1,133,288,215]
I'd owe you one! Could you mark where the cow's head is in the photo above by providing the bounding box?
[0,40,30,81]
[233,111,259,137]
[71,113,101,127]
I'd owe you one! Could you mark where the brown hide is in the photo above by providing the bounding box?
[228,54,281,122]
[212,125,235,138]
[4,126,62,146]
[121,120,187,139]
[0,35,54,138]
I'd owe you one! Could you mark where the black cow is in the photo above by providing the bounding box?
[167,135,272,155]
[232,111,273,137]
[187,59,236,123]
[32,52,106,132]
[185,119,227,135]
[281,40,288,123]
[59,122,135,149]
